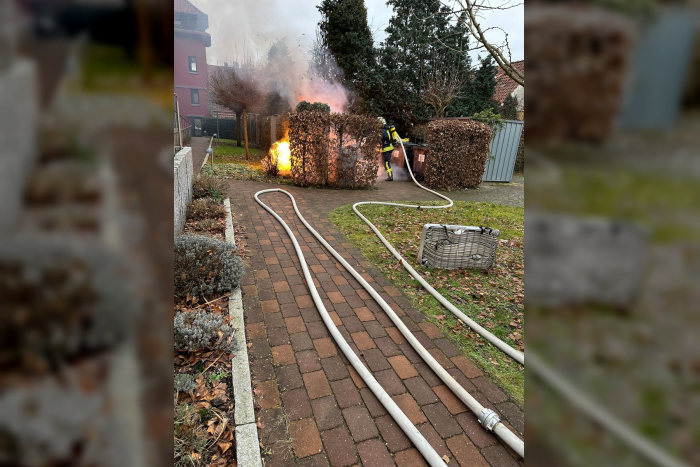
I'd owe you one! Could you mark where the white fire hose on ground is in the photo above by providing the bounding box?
[254,132,525,463]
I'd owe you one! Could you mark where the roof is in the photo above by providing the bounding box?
[492,60,524,103]
[174,0,205,15]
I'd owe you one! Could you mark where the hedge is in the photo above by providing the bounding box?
[288,112,381,189]
[424,119,492,190]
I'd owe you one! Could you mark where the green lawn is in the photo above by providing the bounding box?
[329,201,524,405]
[212,142,266,162]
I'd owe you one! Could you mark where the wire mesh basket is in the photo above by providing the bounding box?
[418,224,500,269]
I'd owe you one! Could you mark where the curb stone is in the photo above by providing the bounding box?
[224,197,262,466]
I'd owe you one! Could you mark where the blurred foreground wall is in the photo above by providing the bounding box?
[526,2,700,466]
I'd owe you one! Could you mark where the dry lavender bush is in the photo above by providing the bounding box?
[288,111,381,189]
[424,119,492,190]
[174,310,233,352]
[174,235,243,301]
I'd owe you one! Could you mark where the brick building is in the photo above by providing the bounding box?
[174,0,211,136]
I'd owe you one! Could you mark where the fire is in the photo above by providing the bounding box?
[270,133,291,172]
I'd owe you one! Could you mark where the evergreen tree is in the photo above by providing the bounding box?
[317,0,375,84]
[500,94,519,120]
[265,39,293,115]
[469,55,499,115]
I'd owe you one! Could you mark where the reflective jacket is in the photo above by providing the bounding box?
[381,125,401,152]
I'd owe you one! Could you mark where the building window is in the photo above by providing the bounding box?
[191,89,199,106]
[188,56,197,73]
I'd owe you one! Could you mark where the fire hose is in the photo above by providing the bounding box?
[254,133,524,464]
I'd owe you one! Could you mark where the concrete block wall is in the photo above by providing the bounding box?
[174,146,193,235]
[0,60,38,234]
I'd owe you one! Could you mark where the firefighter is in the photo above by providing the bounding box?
[379,117,408,181]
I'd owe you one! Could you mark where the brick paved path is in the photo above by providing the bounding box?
[189,136,211,173]
[228,178,524,467]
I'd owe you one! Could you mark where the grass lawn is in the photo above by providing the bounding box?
[203,142,293,185]
[329,201,524,405]
[212,142,266,162]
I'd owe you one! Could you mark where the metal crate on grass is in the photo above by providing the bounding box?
[418,224,500,269]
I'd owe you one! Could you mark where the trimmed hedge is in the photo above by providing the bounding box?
[288,111,381,189]
[424,119,492,190]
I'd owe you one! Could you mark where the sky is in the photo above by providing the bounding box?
[190,0,523,67]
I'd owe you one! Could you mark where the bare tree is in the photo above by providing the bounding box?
[421,61,467,118]
[209,60,265,160]
[426,0,524,87]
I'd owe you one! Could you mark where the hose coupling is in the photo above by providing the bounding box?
[478,408,500,432]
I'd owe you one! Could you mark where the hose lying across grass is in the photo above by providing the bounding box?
[254,136,525,463]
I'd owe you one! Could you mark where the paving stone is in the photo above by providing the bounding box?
[282,388,313,420]
[334,302,355,318]
[388,355,419,379]
[343,406,379,442]
[404,377,439,406]
[304,370,332,399]
[423,402,463,438]
[374,369,406,396]
[246,322,266,340]
[348,366,368,389]
[351,331,376,350]
[481,445,521,467]
[289,418,323,458]
[251,358,275,382]
[298,454,330,467]
[427,348,454,369]
[301,307,323,324]
[297,350,322,373]
[363,321,387,338]
[357,439,394,467]
[416,422,452,461]
[261,299,280,314]
[414,362,443,387]
[285,316,307,334]
[256,380,281,409]
[451,355,483,379]
[362,348,391,372]
[321,426,358,467]
[446,368,477,393]
[417,322,443,339]
[455,412,497,448]
[327,291,346,304]
[345,294,365,308]
[274,280,291,292]
[472,377,508,404]
[291,332,315,352]
[277,365,304,392]
[255,269,270,279]
[321,356,350,381]
[340,315,364,333]
[394,448,428,467]
[359,388,388,417]
[281,302,301,317]
[399,343,423,364]
[446,434,490,467]
[353,306,375,322]
[331,275,349,286]
[374,336,401,357]
[307,321,330,339]
[433,338,461,358]
[328,311,342,326]
[391,393,427,425]
[272,345,296,366]
[296,295,315,308]
[259,288,276,301]
[385,327,407,345]
[374,414,411,452]
[264,312,285,329]
[330,378,362,409]
[314,337,338,358]
[311,395,344,431]
[433,385,468,415]
[496,402,524,435]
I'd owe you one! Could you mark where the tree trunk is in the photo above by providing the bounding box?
[236,110,242,147]
[243,107,250,161]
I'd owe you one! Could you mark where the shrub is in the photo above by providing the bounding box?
[174,402,208,466]
[175,373,197,393]
[288,111,381,188]
[194,218,222,232]
[0,235,136,371]
[174,235,244,300]
[174,310,233,352]
[187,198,224,221]
[192,173,228,200]
[261,152,280,177]
[296,101,331,113]
[424,119,492,190]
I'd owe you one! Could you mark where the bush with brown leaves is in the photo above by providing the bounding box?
[288,112,381,189]
[187,198,224,221]
[424,119,492,190]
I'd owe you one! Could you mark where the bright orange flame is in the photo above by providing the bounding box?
[270,133,291,172]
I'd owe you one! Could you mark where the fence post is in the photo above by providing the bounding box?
[175,94,182,151]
